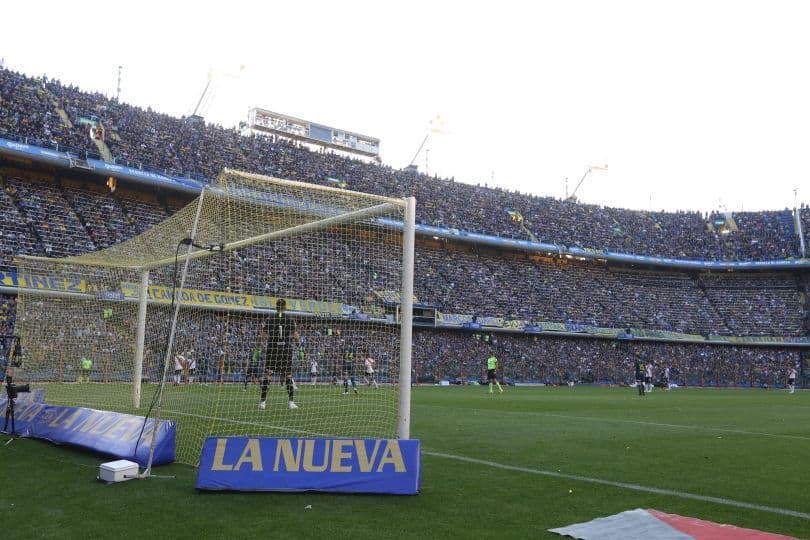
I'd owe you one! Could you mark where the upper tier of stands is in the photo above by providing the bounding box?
[1,171,807,338]
[2,67,807,262]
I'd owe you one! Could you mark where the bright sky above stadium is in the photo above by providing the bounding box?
[2,0,809,213]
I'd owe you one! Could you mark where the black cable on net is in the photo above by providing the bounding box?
[132,239,187,459]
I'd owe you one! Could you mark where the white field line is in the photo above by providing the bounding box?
[162,408,362,439]
[424,450,810,520]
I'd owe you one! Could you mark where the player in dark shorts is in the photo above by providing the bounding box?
[486,351,503,394]
[342,342,359,394]
[634,353,645,396]
[788,366,797,394]
[259,298,300,410]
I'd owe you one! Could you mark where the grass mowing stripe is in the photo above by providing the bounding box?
[540,413,810,441]
[418,402,810,441]
[425,450,810,520]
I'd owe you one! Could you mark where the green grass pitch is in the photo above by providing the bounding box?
[2,385,809,539]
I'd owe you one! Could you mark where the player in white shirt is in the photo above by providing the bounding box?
[364,355,379,389]
[186,351,196,384]
[173,353,186,385]
[310,357,319,385]
[644,363,653,393]
[788,366,797,394]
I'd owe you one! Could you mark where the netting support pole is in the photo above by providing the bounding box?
[143,188,206,477]
[132,269,149,409]
[398,196,416,440]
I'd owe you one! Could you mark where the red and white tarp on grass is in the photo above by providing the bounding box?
[549,508,795,540]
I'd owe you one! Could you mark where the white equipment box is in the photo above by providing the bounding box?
[99,460,139,483]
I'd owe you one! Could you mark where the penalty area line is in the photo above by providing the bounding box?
[423,450,810,520]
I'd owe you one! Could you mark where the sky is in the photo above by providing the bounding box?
[2,0,809,213]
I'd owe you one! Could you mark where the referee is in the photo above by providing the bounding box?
[486,350,503,394]
[259,298,301,410]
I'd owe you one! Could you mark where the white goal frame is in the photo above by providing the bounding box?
[14,170,416,473]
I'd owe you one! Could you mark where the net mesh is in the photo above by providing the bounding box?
[13,170,406,466]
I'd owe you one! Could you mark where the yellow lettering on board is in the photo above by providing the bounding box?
[100,419,131,439]
[47,408,71,428]
[355,440,382,473]
[74,413,106,433]
[234,439,263,472]
[274,439,303,472]
[60,410,84,430]
[303,440,329,472]
[330,440,353,472]
[376,441,406,473]
[89,416,118,435]
[18,403,44,422]
[211,438,233,471]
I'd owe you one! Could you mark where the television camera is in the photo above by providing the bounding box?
[5,375,30,400]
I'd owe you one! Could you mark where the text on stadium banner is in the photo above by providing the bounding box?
[119,282,345,315]
[196,437,421,494]
[0,392,175,466]
[0,270,86,293]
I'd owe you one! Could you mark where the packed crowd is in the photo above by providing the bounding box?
[801,204,810,253]
[1,171,807,338]
[0,295,15,377]
[1,67,807,262]
[416,245,807,337]
[11,300,801,389]
[14,303,401,387]
[0,173,180,265]
[413,330,802,388]
[0,67,807,387]
[0,294,14,336]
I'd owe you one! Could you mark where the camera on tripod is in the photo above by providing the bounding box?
[4,375,30,435]
[6,375,30,399]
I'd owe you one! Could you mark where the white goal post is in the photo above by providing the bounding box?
[13,169,415,467]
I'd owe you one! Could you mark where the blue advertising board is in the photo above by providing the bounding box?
[0,391,175,466]
[196,437,421,494]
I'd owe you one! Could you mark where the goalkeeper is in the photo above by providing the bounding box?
[259,298,301,410]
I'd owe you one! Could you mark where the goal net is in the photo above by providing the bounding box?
[13,170,415,466]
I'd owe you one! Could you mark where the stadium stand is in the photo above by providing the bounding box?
[0,175,39,269]
[0,295,15,336]
[413,330,800,388]
[0,65,807,386]
[3,174,94,257]
[1,66,806,262]
[0,166,805,384]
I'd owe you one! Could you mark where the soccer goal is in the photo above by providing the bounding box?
[13,169,415,467]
